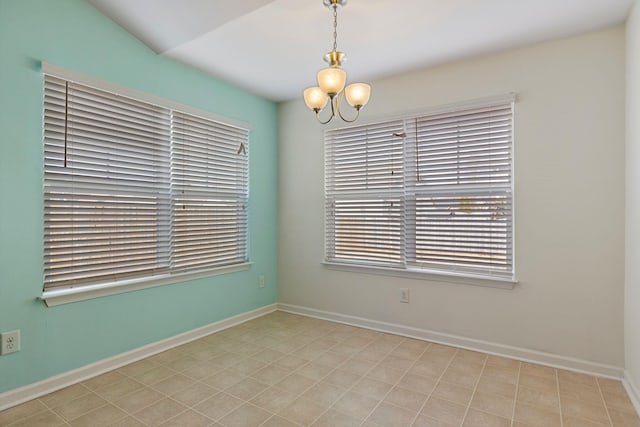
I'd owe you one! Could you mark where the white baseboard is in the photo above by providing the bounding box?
[0,303,277,412]
[624,370,640,416]
[278,303,624,379]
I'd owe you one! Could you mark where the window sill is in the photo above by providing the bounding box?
[322,262,517,289]
[40,263,253,307]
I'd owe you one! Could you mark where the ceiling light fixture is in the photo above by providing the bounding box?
[303,0,371,124]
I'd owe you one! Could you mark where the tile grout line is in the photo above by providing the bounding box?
[305,333,408,427]
[39,387,119,426]
[186,331,283,426]
[243,325,347,427]
[247,320,359,427]
[257,320,338,426]
[108,360,212,425]
[70,376,139,425]
[154,407,193,427]
[299,323,387,426]
[107,329,259,425]
[354,337,419,427]
[211,327,319,427]
[3,405,49,427]
[407,345,459,427]
[458,353,489,426]
[555,368,564,427]
[510,361,521,427]
[596,377,615,427]
[277,325,359,426]
[268,327,408,426]
[280,328,353,425]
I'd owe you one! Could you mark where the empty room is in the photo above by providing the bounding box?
[1,0,640,426]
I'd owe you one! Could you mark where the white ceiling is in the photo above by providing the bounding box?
[86,0,633,102]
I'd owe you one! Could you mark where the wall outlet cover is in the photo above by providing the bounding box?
[0,330,20,355]
[400,288,410,303]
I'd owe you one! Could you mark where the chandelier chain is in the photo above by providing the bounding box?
[332,5,338,52]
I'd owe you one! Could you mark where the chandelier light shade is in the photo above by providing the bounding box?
[303,87,329,110]
[317,67,346,96]
[345,83,371,108]
[303,0,371,124]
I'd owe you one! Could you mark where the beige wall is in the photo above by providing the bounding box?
[626,0,640,390]
[278,27,625,368]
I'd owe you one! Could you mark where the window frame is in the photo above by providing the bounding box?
[323,94,517,289]
[40,63,252,306]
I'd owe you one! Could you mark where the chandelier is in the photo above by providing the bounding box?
[303,0,371,124]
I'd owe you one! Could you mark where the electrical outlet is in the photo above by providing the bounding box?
[1,330,20,355]
[259,275,265,288]
[400,288,410,303]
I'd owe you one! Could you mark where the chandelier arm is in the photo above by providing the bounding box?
[315,96,337,124]
[335,92,361,123]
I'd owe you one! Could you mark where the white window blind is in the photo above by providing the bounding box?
[410,105,513,276]
[43,74,249,290]
[171,112,249,270]
[325,120,406,266]
[325,99,514,280]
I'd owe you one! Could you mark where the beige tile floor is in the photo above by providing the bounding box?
[1,311,639,427]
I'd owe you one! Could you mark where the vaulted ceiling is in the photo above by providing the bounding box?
[86,0,633,102]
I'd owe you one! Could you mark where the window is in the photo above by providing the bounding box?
[43,72,249,292]
[325,97,514,284]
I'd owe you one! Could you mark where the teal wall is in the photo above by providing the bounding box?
[0,0,278,393]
